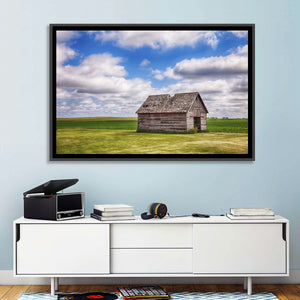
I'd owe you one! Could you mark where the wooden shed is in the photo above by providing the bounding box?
[136,92,209,132]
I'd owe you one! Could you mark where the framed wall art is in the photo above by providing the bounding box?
[50,24,254,160]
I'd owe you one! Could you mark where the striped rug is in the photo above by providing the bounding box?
[18,291,279,300]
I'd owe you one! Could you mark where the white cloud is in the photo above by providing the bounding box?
[56,31,81,43]
[140,59,150,67]
[56,43,77,66]
[156,45,248,81]
[93,31,219,49]
[161,79,229,95]
[230,31,248,38]
[57,53,127,92]
[152,69,165,80]
[234,44,248,56]
[56,51,159,117]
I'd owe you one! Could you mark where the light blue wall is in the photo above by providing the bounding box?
[0,0,299,270]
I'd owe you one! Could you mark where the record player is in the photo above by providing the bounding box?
[23,179,84,221]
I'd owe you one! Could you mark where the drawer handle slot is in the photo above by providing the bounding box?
[282,223,286,241]
[16,224,20,242]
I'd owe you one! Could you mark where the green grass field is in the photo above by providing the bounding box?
[57,117,138,130]
[56,117,248,154]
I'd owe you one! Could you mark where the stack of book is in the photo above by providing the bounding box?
[90,204,135,221]
[117,286,170,300]
[226,208,275,220]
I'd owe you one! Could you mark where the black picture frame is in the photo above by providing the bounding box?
[50,24,254,161]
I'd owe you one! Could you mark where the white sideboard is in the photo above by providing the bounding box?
[13,216,289,296]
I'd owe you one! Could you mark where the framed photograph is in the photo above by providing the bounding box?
[50,24,254,160]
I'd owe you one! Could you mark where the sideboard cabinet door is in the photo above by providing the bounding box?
[193,223,286,274]
[16,224,109,275]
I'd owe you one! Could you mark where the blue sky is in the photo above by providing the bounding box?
[56,30,248,118]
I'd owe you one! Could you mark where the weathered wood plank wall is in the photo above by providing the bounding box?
[186,96,207,130]
[138,113,187,132]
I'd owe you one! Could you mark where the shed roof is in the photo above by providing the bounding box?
[136,92,208,114]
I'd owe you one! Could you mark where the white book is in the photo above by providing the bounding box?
[90,213,136,221]
[226,213,275,220]
[230,208,274,216]
[93,204,134,212]
[93,209,133,217]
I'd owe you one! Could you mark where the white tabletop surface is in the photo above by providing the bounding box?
[14,215,288,224]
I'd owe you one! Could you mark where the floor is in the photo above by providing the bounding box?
[0,284,300,300]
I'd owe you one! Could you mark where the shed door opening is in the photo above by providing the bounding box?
[194,117,201,132]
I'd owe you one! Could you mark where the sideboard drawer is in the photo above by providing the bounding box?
[111,224,192,248]
[111,249,193,273]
